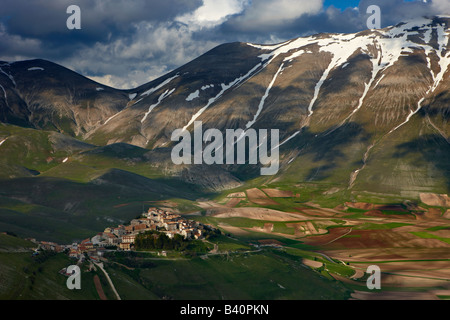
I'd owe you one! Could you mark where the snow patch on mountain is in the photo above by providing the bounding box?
[140,75,179,97]
[343,55,384,122]
[246,42,288,51]
[186,90,200,101]
[389,22,450,133]
[245,63,284,130]
[246,17,445,120]
[201,84,214,90]
[104,111,123,125]
[132,98,144,106]
[0,84,10,110]
[274,131,300,150]
[182,63,262,132]
[258,37,316,63]
[422,26,433,44]
[374,74,385,88]
[347,19,449,187]
[141,88,176,123]
[0,66,16,87]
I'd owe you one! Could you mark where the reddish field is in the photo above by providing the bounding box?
[262,189,294,198]
[258,239,284,246]
[251,198,279,206]
[307,228,450,250]
[295,208,337,217]
[246,188,268,199]
[246,188,279,206]
[225,198,242,208]
[303,227,352,246]
[93,275,107,300]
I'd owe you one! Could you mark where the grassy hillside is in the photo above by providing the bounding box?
[103,249,352,300]
[0,124,203,243]
[0,234,100,300]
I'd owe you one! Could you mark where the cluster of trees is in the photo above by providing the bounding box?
[203,227,221,240]
[134,231,188,251]
[32,249,56,264]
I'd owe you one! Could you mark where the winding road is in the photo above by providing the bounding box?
[94,262,121,300]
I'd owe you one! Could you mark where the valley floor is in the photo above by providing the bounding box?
[1,187,449,300]
[188,188,450,300]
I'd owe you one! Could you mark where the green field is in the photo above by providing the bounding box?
[1,123,449,301]
[0,252,98,299]
[410,232,450,244]
[104,249,352,300]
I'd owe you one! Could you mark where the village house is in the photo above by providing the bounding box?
[79,243,94,253]
[40,241,65,253]
[113,226,126,237]
[64,207,217,260]
[142,207,211,240]
[69,248,81,259]
[164,221,178,232]
[119,242,132,251]
[122,234,136,244]
[193,229,202,240]
[91,233,107,246]
[131,218,148,226]
[107,234,121,246]
[166,231,179,239]
[133,223,148,232]
[181,228,193,239]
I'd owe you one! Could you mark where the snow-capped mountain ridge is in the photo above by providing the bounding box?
[245,16,449,123]
[0,17,449,195]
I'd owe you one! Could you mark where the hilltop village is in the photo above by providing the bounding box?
[28,208,216,260]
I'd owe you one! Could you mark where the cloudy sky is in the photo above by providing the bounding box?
[0,0,448,89]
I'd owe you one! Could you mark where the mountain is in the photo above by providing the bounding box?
[0,59,130,136]
[1,16,449,203]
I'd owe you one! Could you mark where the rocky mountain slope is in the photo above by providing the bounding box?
[0,16,449,198]
[0,59,130,136]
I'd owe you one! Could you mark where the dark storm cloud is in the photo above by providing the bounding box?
[0,0,204,86]
[0,0,201,37]
[0,0,202,56]
[0,0,448,89]
[358,0,446,27]
[221,0,448,43]
[219,5,363,43]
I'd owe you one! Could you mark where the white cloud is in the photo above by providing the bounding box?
[87,74,117,88]
[0,23,43,60]
[176,0,249,30]
[233,0,324,30]
[68,21,220,89]
[431,0,450,14]
[3,0,448,91]
[87,69,161,90]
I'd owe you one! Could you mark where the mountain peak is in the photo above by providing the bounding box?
[1,15,449,196]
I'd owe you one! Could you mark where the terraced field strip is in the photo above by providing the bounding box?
[246,188,279,206]
[93,275,107,300]
[261,189,294,198]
